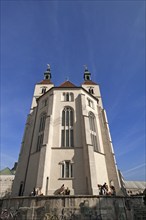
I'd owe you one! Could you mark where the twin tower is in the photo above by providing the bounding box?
[12,65,122,196]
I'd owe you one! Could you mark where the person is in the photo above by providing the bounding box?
[98,184,104,195]
[36,187,42,196]
[33,187,36,196]
[102,183,108,195]
[30,187,36,196]
[54,184,65,195]
[65,187,70,195]
[60,184,65,194]
[110,185,116,196]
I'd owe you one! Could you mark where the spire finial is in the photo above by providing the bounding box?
[44,64,51,80]
[47,64,50,70]
[65,76,69,81]
[84,64,88,71]
[83,65,91,81]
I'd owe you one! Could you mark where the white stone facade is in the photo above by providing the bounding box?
[12,67,122,196]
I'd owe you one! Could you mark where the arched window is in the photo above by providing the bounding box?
[41,87,47,94]
[66,93,70,101]
[37,113,46,151]
[89,112,100,152]
[70,93,74,101]
[61,107,74,147]
[89,87,94,94]
[85,75,90,80]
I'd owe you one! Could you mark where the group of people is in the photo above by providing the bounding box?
[98,182,116,196]
[30,185,70,196]
[30,183,116,196]
[54,184,70,195]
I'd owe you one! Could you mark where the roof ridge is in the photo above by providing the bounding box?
[0,167,13,175]
[59,80,77,87]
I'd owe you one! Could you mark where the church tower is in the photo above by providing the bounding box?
[12,65,121,196]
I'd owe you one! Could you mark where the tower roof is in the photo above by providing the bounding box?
[37,79,53,85]
[59,80,77,88]
[82,80,97,85]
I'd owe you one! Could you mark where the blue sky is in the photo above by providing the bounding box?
[1,0,145,181]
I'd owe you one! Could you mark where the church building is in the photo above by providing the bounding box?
[12,65,122,196]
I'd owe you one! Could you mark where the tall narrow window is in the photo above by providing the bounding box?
[66,93,70,101]
[42,99,48,108]
[18,181,24,196]
[89,112,100,152]
[87,98,94,108]
[70,93,74,101]
[37,113,46,151]
[61,107,74,147]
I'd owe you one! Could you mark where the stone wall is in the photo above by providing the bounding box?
[0,175,15,198]
[0,195,145,220]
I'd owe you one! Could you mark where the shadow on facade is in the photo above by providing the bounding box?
[72,94,90,195]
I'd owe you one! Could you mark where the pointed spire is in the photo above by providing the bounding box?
[83,65,91,81]
[44,64,51,80]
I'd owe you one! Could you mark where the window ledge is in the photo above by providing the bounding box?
[52,147,74,149]
[94,151,105,155]
[58,178,74,180]
[61,101,74,102]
